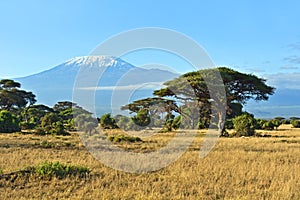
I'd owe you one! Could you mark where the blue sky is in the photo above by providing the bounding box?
[1,0,300,88]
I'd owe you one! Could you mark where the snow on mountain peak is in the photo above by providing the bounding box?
[64,55,134,69]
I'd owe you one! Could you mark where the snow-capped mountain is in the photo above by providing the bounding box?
[15,56,179,115]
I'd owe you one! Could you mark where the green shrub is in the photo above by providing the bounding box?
[282,119,290,124]
[34,161,90,179]
[39,140,55,148]
[39,113,69,135]
[262,120,275,130]
[100,113,117,129]
[0,110,21,133]
[232,113,255,137]
[108,134,142,143]
[224,119,234,129]
[132,109,151,127]
[255,119,265,129]
[197,121,207,129]
[272,119,281,130]
[34,127,46,135]
[20,121,36,130]
[172,115,182,130]
[0,167,3,174]
[115,115,131,130]
[291,120,300,128]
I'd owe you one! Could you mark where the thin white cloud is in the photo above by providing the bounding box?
[283,55,300,64]
[280,66,299,70]
[264,73,300,90]
[77,82,164,91]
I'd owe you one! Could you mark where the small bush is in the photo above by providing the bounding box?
[282,119,290,124]
[34,161,90,179]
[39,113,69,135]
[39,140,55,148]
[272,119,282,130]
[232,113,255,137]
[0,110,21,133]
[0,167,3,174]
[291,120,300,128]
[100,113,117,129]
[108,134,142,143]
[172,115,182,130]
[262,120,275,130]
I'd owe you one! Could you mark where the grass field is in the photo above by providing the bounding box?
[0,125,300,199]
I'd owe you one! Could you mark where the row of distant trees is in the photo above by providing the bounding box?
[0,79,97,134]
[98,67,300,137]
[99,111,300,136]
[1,67,300,137]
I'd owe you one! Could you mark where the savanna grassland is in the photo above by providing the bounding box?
[1,125,300,200]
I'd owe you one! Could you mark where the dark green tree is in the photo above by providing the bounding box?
[121,97,180,130]
[153,67,275,134]
[40,113,68,135]
[0,79,36,111]
[132,108,151,128]
[291,120,300,128]
[99,113,117,129]
[53,101,92,131]
[0,110,20,133]
[20,104,54,129]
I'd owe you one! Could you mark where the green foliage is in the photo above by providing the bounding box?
[272,119,282,130]
[123,67,275,133]
[53,101,93,131]
[40,113,68,135]
[20,104,54,130]
[282,119,290,124]
[0,110,21,133]
[115,115,138,131]
[290,117,300,121]
[255,118,282,130]
[132,108,151,127]
[254,119,266,129]
[39,140,55,148]
[227,102,243,119]
[100,113,117,129]
[0,79,36,111]
[159,113,175,132]
[232,113,256,136]
[74,114,98,134]
[172,115,182,130]
[34,161,90,179]
[262,120,275,130]
[0,167,3,174]
[20,121,36,130]
[224,119,234,129]
[108,134,142,143]
[291,120,300,128]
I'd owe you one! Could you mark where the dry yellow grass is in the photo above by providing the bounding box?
[0,125,300,199]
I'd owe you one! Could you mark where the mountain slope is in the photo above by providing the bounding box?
[15,56,179,113]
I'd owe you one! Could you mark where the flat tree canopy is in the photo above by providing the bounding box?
[122,67,275,133]
[0,79,36,111]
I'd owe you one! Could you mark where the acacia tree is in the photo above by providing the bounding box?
[123,67,275,134]
[20,104,54,129]
[121,97,180,130]
[0,79,36,111]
